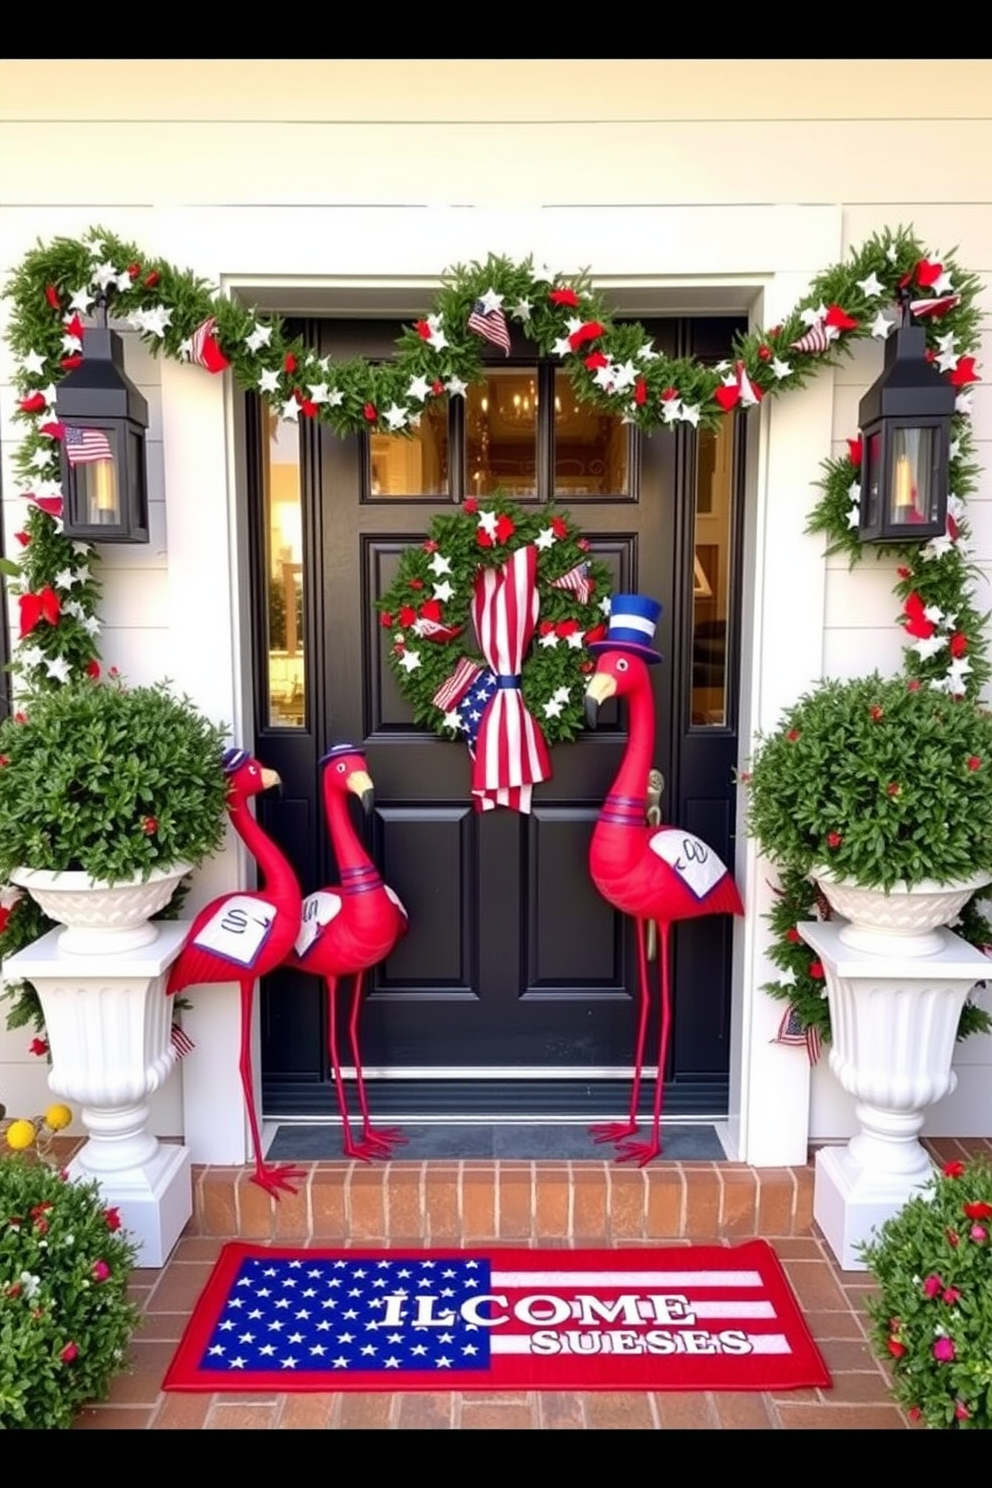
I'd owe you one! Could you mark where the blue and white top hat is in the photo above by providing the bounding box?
[587,594,664,664]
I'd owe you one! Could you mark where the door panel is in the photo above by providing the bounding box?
[255,315,744,1115]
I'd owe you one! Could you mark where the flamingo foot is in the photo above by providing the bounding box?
[250,1162,308,1198]
[589,1120,640,1145]
[614,1137,662,1168]
[361,1125,408,1155]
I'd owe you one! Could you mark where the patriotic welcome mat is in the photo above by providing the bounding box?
[163,1241,830,1393]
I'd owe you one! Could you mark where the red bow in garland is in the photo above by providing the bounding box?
[400,598,464,643]
[568,321,606,352]
[903,592,935,640]
[18,586,61,638]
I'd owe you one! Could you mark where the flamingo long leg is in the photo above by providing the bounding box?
[239,981,306,1195]
[347,971,406,1158]
[327,974,363,1161]
[617,920,672,1167]
[590,916,651,1145]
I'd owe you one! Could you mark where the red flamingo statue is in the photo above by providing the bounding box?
[167,748,307,1198]
[584,595,744,1166]
[285,744,409,1162]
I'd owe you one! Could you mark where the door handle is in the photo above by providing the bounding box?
[645,767,664,962]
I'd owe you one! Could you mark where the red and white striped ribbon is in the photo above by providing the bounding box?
[469,545,551,814]
[789,322,832,354]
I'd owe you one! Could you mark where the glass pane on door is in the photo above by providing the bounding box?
[554,369,631,496]
[691,416,734,726]
[466,367,538,498]
[263,403,305,728]
[369,398,449,497]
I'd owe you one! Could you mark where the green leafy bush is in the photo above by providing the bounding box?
[743,673,992,891]
[0,1154,140,1429]
[860,1155,992,1428]
[0,674,230,884]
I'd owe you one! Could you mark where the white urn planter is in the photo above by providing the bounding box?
[800,869,992,1268]
[4,868,197,1267]
[10,862,193,955]
[810,866,992,958]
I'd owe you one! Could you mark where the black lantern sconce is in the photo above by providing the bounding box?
[857,290,956,544]
[55,299,149,543]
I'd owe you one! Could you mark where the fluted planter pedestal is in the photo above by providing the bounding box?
[5,920,194,1267]
[798,917,990,1270]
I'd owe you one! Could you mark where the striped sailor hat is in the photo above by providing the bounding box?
[587,594,664,664]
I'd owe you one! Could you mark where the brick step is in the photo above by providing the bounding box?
[189,1159,815,1243]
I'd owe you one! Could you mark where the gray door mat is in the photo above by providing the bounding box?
[265,1122,725,1162]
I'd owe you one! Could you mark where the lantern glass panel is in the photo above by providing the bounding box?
[889,425,939,528]
[863,428,882,532]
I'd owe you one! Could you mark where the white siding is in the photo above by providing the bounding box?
[1,60,990,1161]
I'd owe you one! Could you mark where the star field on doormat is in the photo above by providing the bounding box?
[163,1240,830,1394]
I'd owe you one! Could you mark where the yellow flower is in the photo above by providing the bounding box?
[6,1118,37,1151]
[44,1104,72,1132]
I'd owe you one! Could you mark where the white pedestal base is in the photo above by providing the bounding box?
[814,1143,934,1271]
[799,918,989,1272]
[68,1140,193,1268]
[4,920,195,1269]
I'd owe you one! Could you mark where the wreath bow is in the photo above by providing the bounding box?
[469,544,551,814]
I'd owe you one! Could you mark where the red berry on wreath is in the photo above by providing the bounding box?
[408,578,424,590]
[463,498,478,513]
[380,612,393,628]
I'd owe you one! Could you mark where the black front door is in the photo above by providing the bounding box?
[254,315,744,1116]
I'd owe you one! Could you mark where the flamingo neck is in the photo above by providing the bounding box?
[601,677,656,828]
[324,785,382,896]
[228,792,298,897]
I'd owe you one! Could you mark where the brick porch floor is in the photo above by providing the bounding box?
[67,1135,992,1430]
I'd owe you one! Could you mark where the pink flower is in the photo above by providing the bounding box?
[922,1274,944,1298]
[908,1406,922,1421]
[60,1342,78,1363]
[933,1337,956,1363]
[104,1208,121,1232]
[943,1288,962,1304]
[970,1225,987,1243]
[955,1401,971,1420]
[92,1260,111,1282]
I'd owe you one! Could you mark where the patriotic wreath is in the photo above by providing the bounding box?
[377,495,611,811]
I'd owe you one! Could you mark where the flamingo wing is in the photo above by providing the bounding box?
[167,892,283,994]
[647,825,744,919]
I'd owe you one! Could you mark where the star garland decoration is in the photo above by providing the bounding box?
[377,495,612,748]
[1,222,989,1048]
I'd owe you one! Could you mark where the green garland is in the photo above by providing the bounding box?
[1,221,989,1054]
[378,495,611,746]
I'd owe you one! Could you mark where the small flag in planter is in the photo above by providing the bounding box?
[773,1005,821,1066]
[171,1024,195,1060]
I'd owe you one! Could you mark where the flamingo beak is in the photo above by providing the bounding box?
[347,769,375,814]
[260,767,283,792]
[584,671,615,728]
